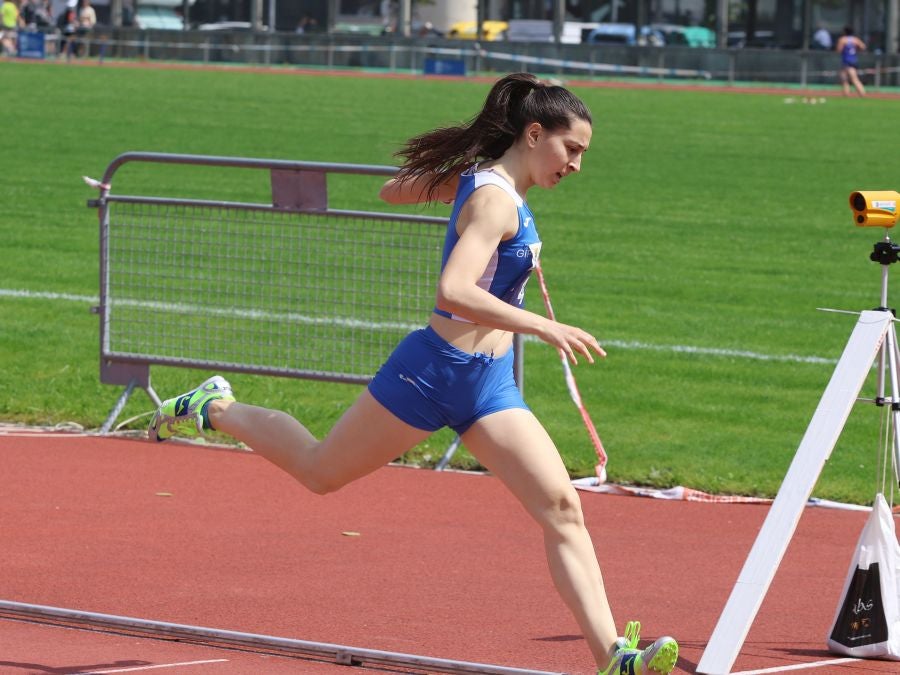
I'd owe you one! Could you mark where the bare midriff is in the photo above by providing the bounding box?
[428,312,515,357]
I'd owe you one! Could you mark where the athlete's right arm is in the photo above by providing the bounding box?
[379,173,459,205]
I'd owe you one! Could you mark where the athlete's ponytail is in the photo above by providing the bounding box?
[394,72,591,201]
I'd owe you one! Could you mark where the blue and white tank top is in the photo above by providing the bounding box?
[434,166,542,323]
[841,40,858,66]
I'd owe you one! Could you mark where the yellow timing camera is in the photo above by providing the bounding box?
[850,191,900,228]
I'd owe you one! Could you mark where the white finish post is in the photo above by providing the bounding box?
[696,310,893,674]
[398,0,411,37]
[888,0,899,59]
[886,325,900,475]
[716,0,729,48]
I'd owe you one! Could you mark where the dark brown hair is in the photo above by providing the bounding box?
[394,72,592,201]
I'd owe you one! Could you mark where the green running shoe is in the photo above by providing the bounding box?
[148,375,234,443]
[599,621,679,675]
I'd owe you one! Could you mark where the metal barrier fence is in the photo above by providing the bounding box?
[60,28,900,89]
[88,152,451,433]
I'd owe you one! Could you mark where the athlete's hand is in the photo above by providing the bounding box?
[538,319,606,365]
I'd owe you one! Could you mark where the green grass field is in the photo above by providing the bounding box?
[3,59,899,503]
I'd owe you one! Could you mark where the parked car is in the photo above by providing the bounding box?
[586,23,664,46]
[682,26,716,47]
[197,22,255,31]
[447,20,508,41]
[505,19,553,42]
[505,19,621,44]
[134,5,183,30]
[133,0,197,31]
[727,30,777,48]
[649,24,716,47]
[333,19,384,36]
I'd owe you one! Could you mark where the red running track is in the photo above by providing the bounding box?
[0,433,895,674]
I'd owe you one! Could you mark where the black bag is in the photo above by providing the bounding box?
[826,493,900,659]
[829,562,889,648]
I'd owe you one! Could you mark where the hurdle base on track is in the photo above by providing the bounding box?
[0,600,567,675]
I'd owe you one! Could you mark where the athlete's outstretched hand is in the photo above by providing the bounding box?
[537,319,606,365]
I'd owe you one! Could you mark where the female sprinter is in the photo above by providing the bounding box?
[149,72,679,675]
[836,25,867,96]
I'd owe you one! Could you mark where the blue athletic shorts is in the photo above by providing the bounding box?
[368,325,528,435]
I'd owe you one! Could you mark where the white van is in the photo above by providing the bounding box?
[506,19,606,44]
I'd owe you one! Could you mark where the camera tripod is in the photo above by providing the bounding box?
[697,233,900,674]
[860,236,900,480]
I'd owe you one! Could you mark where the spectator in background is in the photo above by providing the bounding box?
[19,0,34,24]
[415,20,442,38]
[34,0,51,27]
[812,24,832,50]
[20,0,52,28]
[836,25,866,97]
[295,15,316,34]
[77,0,94,32]
[57,0,76,58]
[1,0,24,55]
[69,0,94,56]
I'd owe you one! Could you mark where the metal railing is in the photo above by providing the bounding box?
[88,152,452,432]
[51,28,900,89]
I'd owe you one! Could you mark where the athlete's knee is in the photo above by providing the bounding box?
[305,477,341,495]
[302,465,349,495]
[282,442,346,495]
[534,485,585,533]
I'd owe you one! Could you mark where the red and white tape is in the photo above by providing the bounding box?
[534,263,608,483]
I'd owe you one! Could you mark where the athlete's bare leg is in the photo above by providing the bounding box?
[208,390,430,494]
[462,408,618,667]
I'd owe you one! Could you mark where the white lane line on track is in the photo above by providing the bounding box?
[0,432,89,437]
[77,659,228,674]
[1,287,838,365]
[731,657,860,674]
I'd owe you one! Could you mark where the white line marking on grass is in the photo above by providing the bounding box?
[601,339,837,365]
[78,659,228,674]
[731,657,859,674]
[1,287,839,365]
[0,288,98,303]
